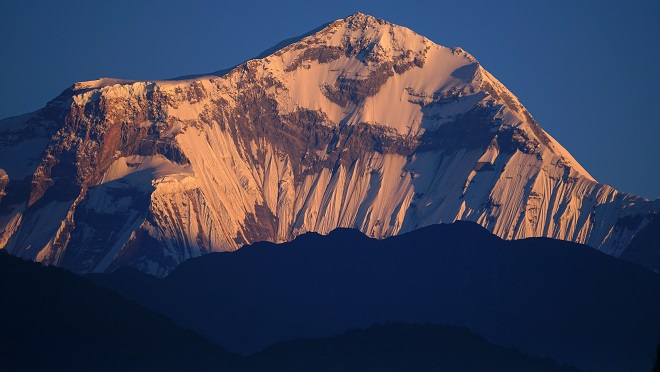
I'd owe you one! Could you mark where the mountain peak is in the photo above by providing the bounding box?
[266,11,432,66]
[342,11,387,26]
[1,14,657,277]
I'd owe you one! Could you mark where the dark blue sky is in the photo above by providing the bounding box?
[1,0,658,199]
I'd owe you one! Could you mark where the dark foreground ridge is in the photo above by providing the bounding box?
[247,322,579,372]
[0,251,240,371]
[0,251,580,371]
[92,221,660,372]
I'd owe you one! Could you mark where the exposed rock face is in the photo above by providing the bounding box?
[0,13,657,276]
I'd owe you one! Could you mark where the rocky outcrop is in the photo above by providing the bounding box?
[0,13,657,276]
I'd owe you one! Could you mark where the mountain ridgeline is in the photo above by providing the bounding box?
[0,249,583,372]
[0,12,658,275]
[91,221,660,372]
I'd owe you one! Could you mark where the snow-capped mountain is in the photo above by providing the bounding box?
[0,13,657,276]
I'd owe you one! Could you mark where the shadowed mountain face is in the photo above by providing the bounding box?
[0,13,657,276]
[0,250,581,372]
[91,222,660,372]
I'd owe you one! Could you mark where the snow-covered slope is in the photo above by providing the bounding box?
[0,13,657,276]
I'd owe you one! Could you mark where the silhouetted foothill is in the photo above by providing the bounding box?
[0,251,240,371]
[0,250,581,371]
[91,222,660,372]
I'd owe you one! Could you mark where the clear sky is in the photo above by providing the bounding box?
[1,0,658,199]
